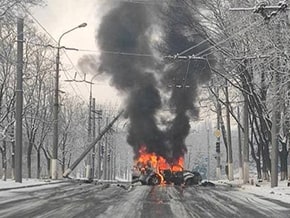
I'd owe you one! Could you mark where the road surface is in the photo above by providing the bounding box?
[0,181,289,218]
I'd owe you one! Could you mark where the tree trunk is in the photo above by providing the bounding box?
[11,141,15,180]
[1,141,7,181]
[27,141,33,178]
[62,142,65,174]
[220,116,228,162]
[36,149,41,179]
[287,150,290,181]
[262,142,271,181]
[47,158,51,178]
[41,147,50,178]
[279,142,288,181]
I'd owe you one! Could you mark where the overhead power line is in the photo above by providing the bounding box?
[230,0,289,22]
[19,3,90,101]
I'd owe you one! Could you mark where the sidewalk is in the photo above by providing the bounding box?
[0,178,68,191]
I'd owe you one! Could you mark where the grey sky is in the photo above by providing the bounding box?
[32,0,120,105]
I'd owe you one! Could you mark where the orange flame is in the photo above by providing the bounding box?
[134,145,184,173]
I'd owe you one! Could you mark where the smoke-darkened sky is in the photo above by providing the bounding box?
[95,1,213,164]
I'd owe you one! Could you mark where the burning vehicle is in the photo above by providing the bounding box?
[132,146,202,186]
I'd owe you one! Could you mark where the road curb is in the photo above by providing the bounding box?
[0,180,69,191]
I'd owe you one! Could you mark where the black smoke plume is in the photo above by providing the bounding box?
[96,1,213,164]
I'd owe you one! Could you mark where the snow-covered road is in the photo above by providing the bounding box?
[0,182,289,218]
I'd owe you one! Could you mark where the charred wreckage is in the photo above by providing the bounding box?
[132,166,202,186]
[131,150,202,186]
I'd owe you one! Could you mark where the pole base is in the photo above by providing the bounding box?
[51,159,58,180]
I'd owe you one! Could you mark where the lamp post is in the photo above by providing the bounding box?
[51,22,87,180]
[85,74,98,180]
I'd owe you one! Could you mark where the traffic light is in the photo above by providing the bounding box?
[216,142,220,153]
[101,145,105,156]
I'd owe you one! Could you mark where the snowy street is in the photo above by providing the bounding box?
[0,181,290,218]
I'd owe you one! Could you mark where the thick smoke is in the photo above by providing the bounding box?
[160,3,212,161]
[97,2,166,157]
[96,1,212,164]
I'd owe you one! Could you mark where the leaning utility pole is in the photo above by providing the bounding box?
[63,110,123,178]
[15,18,24,183]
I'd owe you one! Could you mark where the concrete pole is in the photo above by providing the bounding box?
[113,138,116,180]
[216,102,221,180]
[15,17,24,183]
[63,110,123,178]
[52,23,87,180]
[92,98,96,178]
[271,67,278,188]
[237,106,244,180]
[214,86,221,180]
[104,117,109,180]
[51,44,60,179]
[85,84,93,179]
[207,126,210,181]
[97,110,102,179]
[225,81,233,180]
[243,97,249,184]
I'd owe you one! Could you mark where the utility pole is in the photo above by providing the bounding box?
[271,62,279,188]
[113,138,117,180]
[85,83,93,179]
[15,17,24,183]
[237,106,243,180]
[271,65,279,186]
[113,141,117,180]
[243,95,249,184]
[225,80,233,181]
[97,110,103,179]
[104,117,109,180]
[62,106,66,174]
[108,145,112,180]
[215,101,221,180]
[52,23,87,180]
[92,98,96,178]
[207,125,210,181]
[63,110,123,178]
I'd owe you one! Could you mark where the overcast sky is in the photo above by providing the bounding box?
[31,0,121,106]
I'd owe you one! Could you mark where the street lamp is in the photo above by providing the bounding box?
[51,22,87,180]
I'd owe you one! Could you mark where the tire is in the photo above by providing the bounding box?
[148,174,161,185]
[192,172,202,184]
[184,178,195,186]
